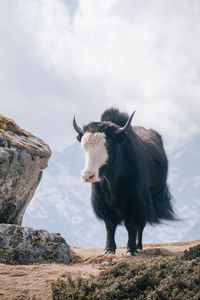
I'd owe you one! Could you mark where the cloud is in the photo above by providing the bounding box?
[0,0,200,151]
[193,176,200,188]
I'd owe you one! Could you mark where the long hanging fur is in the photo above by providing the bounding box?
[75,107,176,254]
[101,107,175,224]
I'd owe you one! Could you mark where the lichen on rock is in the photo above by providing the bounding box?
[0,114,51,225]
[0,224,70,264]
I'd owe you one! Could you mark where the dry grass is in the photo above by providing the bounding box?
[0,241,199,300]
[0,115,32,137]
[67,245,82,264]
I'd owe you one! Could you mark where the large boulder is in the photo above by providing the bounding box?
[0,114,51,225]
[0,224,70,264]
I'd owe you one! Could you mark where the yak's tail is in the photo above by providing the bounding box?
[101,108,129,127]
[150,184,176,223]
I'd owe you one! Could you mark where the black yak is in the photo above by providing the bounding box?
[73,108,175,255]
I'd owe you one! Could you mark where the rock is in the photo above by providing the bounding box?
[0,224,70,264]
[0,114,51,225]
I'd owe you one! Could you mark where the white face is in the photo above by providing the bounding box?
[81,132,108,182]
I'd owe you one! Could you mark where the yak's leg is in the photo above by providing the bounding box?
[104,221,117,254]
[137,222,146,250]
[125,218,137,256]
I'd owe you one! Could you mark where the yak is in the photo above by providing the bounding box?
[73,108,175,256]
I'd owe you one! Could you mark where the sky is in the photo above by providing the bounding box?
[0,0,200,152]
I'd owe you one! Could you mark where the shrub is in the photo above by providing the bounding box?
[183,244,200,261]
[52,253,200,300]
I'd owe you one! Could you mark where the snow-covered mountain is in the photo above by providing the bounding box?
[23,139,200,248]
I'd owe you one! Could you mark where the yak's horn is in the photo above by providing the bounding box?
[116,111,136,134]
[73,116,83,135]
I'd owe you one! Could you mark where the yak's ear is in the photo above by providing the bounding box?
[76,134,83,142]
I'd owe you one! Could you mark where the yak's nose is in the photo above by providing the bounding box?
[82,171,95,182]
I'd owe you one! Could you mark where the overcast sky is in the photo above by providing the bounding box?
[0,0,200,152]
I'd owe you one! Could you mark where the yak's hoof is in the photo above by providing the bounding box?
[137,244,143,250]
[126,250,138,256]
[104,249,116,255]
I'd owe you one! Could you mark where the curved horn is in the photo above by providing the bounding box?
[73,116,83,135]
[116,111,136,134]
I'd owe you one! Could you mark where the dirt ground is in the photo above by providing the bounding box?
[0,240,199,300]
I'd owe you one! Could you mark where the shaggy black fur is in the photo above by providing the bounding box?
[75,108,175,255]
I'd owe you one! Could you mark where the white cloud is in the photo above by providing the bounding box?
[0,0,200,151]
[193,176,200,188]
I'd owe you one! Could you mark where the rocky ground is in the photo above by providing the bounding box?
[0,240,199,300]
